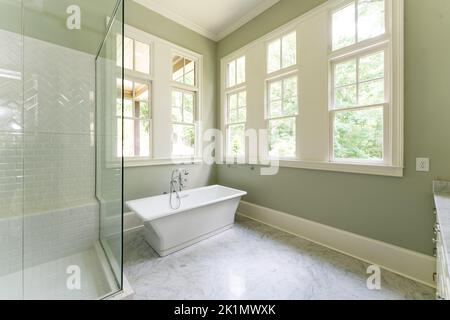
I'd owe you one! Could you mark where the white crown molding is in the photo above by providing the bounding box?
[133,0,280,42]
[215,0,280,41]
[133,0,218,40]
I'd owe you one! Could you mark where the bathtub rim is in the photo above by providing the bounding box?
[126,184,247,222]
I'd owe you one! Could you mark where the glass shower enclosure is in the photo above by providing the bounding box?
[0,0,124,300]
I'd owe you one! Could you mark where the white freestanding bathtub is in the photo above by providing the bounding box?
[126,185,247,257]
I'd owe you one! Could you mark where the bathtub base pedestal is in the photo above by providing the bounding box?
[145,224,234,257]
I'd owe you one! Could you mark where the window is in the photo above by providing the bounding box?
[112,25,203,166]
[172,55,196,86]
[267,76,298,158]
[117,36,151,74]
[267,31,297,74]
[226,90,247,157]
[224,55,247,158]
[171,53,199,158]
[220,0,402,176]
[117,79,151,158]
[171,90,195,157]
[227,56,245,88]
[116,32,152,161]
[332,0,386,51]
[330,0,388,163]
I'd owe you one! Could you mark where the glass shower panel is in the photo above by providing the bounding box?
[0,0,24,300]
[96,2,124,289]
[19,0,122,300]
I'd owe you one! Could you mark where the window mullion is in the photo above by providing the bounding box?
[355,0,358,44]
[279,38,283,70]
[356,57,360,106]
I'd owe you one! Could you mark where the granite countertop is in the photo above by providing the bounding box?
[433,181,450,266]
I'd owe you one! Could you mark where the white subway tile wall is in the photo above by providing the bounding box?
[0,30,100,281]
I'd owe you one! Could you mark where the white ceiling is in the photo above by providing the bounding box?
[133,0,280,41]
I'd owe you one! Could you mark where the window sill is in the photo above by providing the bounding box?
[124,158,203,168]
[277,159,403,177]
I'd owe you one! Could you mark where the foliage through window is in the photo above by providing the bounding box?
[226,91,247,157]
[172,90,196,157]
[267,31,297,74]
[267,76,298,158]
[331,0,387,162]
[117,79,151,158]
[332,0,386,51]
[227,56,245,88]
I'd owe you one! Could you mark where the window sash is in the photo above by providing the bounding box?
[330,104,387,163]
[171,88,196,125]
[331,0,387,52]
[172,123,196,157]
[267,31,297,74]
[172,54,197,87]
[118,77,152,159]
[331,47,387,111]
[226,123,246,157]
[267,74,299,120]
[226,90,247,125]
[267,116,297,159]
[117,36,151,75]
[227,56,246,88]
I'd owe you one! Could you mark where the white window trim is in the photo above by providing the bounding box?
[219,0,403,177]
[121,76,153,162]
[223,54,247,163]
[171,86,198,159]
[265,70,300,160]
[329,45,390,165]
[226,56,246,89]
[225,88,247,159]
[266,31,298,75]
[118,24,204,168]
[327,0,402,176]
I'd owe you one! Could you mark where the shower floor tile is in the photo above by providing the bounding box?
[0,246,118,300]
[123,215,435,300]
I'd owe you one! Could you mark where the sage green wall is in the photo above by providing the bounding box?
[123,1,217,207]
[0,0,118,55]
[216,0,450,255]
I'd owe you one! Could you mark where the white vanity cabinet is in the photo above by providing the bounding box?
[435,221,450,300]
[433,181,450,300]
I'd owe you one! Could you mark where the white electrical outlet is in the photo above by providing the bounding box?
[416,158,430,172]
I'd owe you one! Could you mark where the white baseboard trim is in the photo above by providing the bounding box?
[238,201,436,288]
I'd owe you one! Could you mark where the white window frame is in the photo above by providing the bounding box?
[328,0,396,168]
[171,87,197,158]
[225,88,247,159]
[111,24,203,168]
[329,45,390,165]
[223,54,247,162]
[171,50,201,160]
[120,76,153,161]
[265,29,299,160]
[226,56,246,88]
[265,71,300,160]
[266,31,298,75]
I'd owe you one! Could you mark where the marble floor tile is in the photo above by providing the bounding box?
[123,215,435,300]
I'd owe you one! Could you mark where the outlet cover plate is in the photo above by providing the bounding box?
[416,158,430,172]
